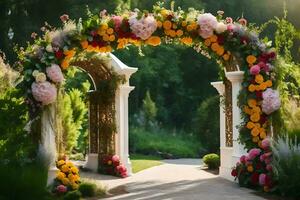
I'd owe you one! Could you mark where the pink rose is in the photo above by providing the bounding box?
[266,164,272,172]
[259,173,266,185]
[227,24,235,32]
[46,64,64,83]
[240,155,246,163]
[197,13,218,39]
[261,138,270,150]
[57,185,67,193]
[248,148,261,160]
[31,81,57,105]
[250,65,260,75]
[112,15,123,31]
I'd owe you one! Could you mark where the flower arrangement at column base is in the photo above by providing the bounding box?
[51,155,81,196]
[98,155,127,178]
[231,138,274,192]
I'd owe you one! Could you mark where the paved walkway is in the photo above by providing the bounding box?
[80,159,268,200]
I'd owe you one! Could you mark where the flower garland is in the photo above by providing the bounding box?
[18,3,281,192]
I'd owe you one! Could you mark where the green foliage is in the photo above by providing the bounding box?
[272,136,300,198]
[61,88,87,153]
[129,127,205,158]
[142,90,158,128]
[78,182,97,197]
[63,190,82,200]
[0,161,49,200]
[194,96,220,153]
[202,153,220,169]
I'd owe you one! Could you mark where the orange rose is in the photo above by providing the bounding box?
[255,74,264,84]
[216,46,225,56]
[204,39,211,47]
[246,121,255,129]
[180,37,193,46]
[163,20,172,30]
[209,35,218,42]
[211,43,220,52]
[246,55,257,65]
[252,136,260,143]
[248,84,256,92]
[146,36,161,46]
[265,80,273,87]
[251,127,260,137]
[157,21,163,28]
[250,113,260,122]
[248,99,257,108]
[80,40,88,49]
[176,30,184,37]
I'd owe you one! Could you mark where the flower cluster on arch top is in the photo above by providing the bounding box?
[18,4,281,191]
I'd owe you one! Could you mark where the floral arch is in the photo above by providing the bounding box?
[19,4,280,189]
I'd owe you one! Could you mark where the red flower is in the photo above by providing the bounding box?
[231,169,238,177]
[91,40,98,47]
[256,91,263,99]
[251,172,259,185]
[268,51,276,60]
[259,114,267,124]
[217,35,225,45]
[256,162,262,170]
[55,50,64,59]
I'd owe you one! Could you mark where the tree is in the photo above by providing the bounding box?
[142,90,157,128]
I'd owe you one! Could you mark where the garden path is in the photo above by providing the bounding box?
[80,159,269,200]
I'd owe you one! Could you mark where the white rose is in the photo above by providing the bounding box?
[46,45,53,52]
[35,72,46,82]
[216,22,227,34]
[32,70,39,77]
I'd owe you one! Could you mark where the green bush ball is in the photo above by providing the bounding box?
[78,182,97,197]
[202,153,220,169]
[63,191,82,200]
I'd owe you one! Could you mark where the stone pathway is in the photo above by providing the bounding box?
[80,159,268,200]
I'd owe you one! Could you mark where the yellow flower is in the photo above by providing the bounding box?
[260,131,267,139]
[259,82,267,91]
[163,20,172,30]
[252,106,261,114]
[181,21,187,27]
[103,34,110,42]
[56,172,66,180]
[180,37,193,46]
[248,84,256,92]
[176,30,183,37]
[107,28,114,35]
[244,106,252,115]
[251,127,260,137]
[145,36,161,46]
[61,59,70,70]
[167,30,175,37]
[211,43,220,52]
[80,40,88,49]
[247,165,254,172]
[223,53,230,61]
[252,136,260,143]
[248,99,257,108]
[204,39,211,47]
[57,160,65,167]
[255,74,264,84]
[64,49,76,59]
[186,25,194,32]
[250,113,260,123]
[68,174,75,181]
[109,35,116,42]
[100,23,108,30]
[216,46,225,56]
[73,175,80,182]
[157,21,163,28]
[160,9,169,17]
[265,80,273,87]
[61,164,69,173]
[209,35,218,43]
[246,121,255,129]
[71,167,79,174]
[62,177,69,185]
[246,55,257,65]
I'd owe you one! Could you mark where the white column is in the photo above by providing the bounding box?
[211,81,233,181]
[225,71,247,166]
[115,85,134,176]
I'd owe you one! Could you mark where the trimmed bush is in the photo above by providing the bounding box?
[64,191,82,200]
[203,153,220,169]
[79,182,97,197]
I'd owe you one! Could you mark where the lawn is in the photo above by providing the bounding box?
[130,154,163,173]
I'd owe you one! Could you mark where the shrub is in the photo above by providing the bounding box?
[272,136,300,198]
[79,182,97,197]
[63,191,82,200]
[203,153,220,169]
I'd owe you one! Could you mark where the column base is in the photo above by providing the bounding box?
[125,158,132,176]
[47,166,59,186]
[84,153,98,172]
[219,166,234,181]
[219,147,233,181]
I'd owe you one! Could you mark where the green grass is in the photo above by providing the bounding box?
[130,127,205,158]
[130,154,163,173]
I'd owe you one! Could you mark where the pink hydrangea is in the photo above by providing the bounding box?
[111,15,123,31]
[46,64,64,83]
[112,155,120,166]
[262,88,281,115]
[248,148,261,160]
[250,65,260,75]
[197,13,218,39]
[261,138,270,150]
[56,185,67,193]
[259,173,266,185]
[31,81,57,105]
[129,13,157,40]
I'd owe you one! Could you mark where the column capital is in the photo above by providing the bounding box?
[119,85,135,95]
[211,81,225,95]
[225,71,244,83]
